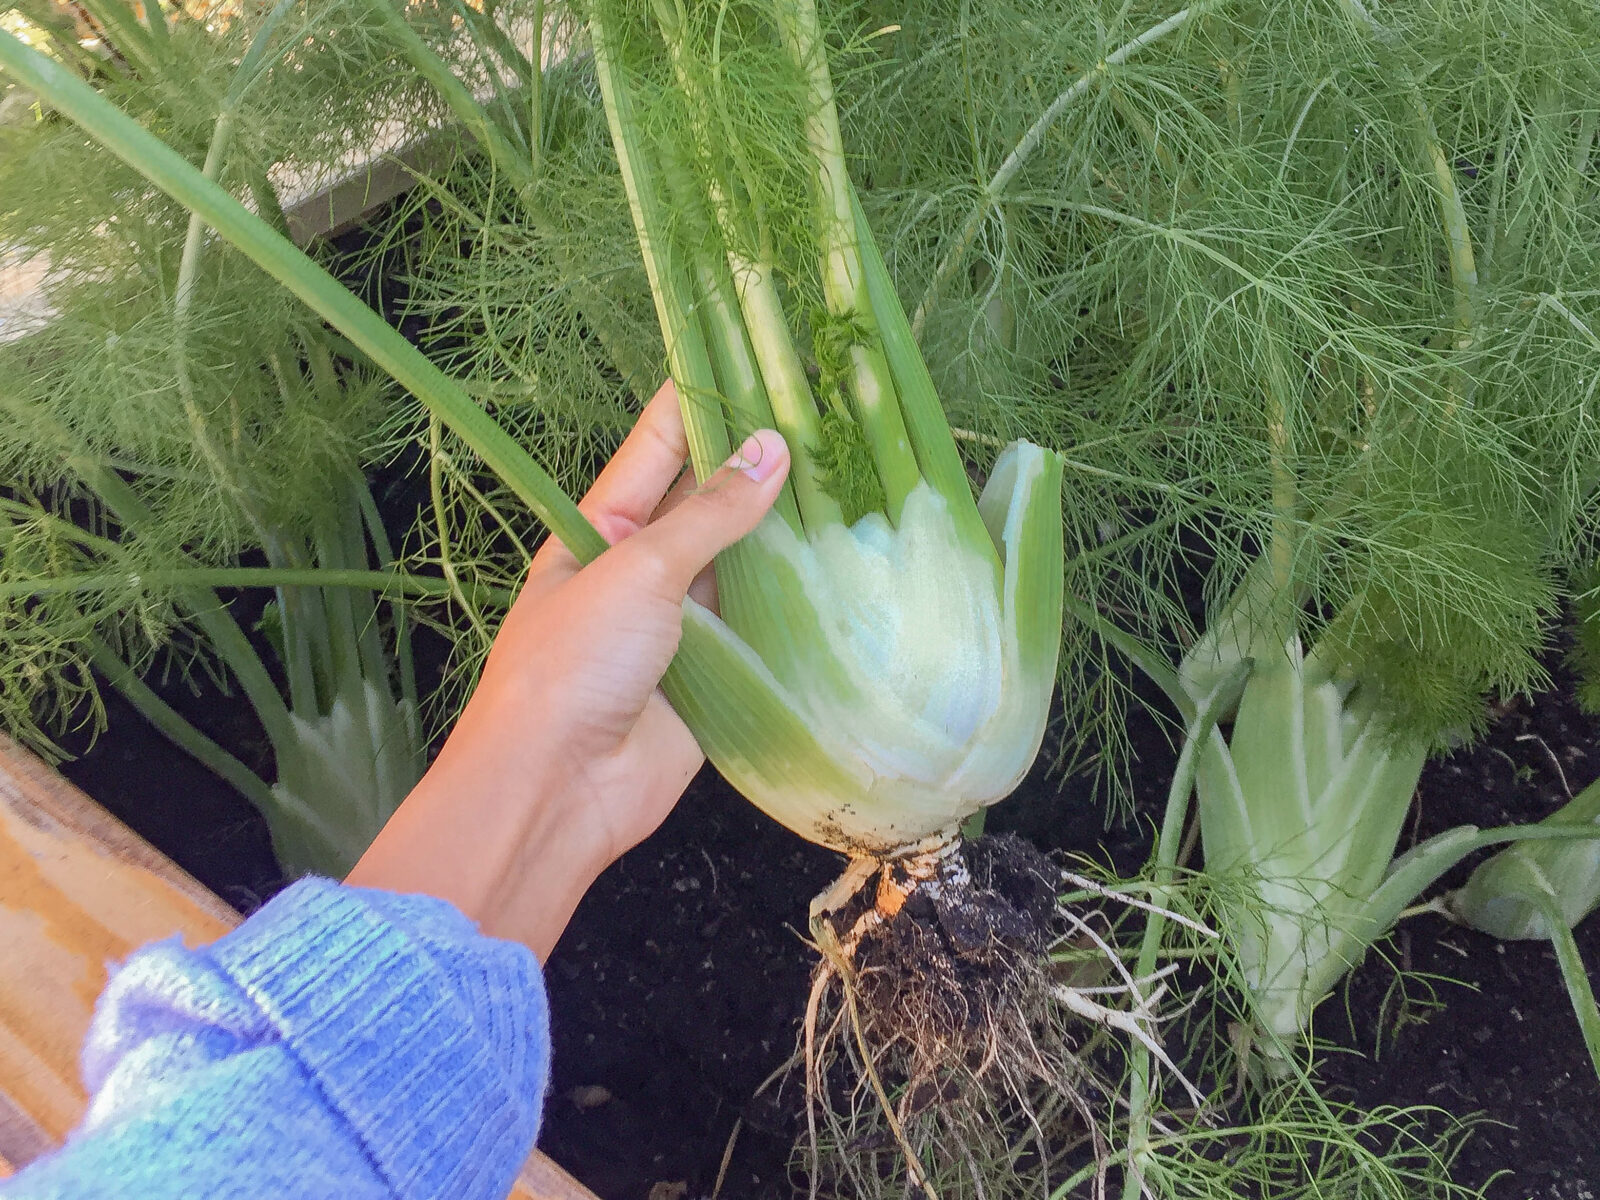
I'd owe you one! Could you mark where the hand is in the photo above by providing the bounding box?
[346,381,790,959]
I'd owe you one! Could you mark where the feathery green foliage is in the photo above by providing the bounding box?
[840,0,1598,763]
[0,0,478,872]
[1572,565,1600,714]
[380,0,1600,792]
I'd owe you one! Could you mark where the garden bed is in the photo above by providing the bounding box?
[10,3,1599,1195]
[60,654,1600,1199]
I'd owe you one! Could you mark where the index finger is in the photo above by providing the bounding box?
[529,380,691,581]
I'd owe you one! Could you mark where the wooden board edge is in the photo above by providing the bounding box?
[0,1092,53,1176]
[0,732,237,927]
[513,1149,603,1200]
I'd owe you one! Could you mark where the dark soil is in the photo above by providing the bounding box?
[57,644,1600,1200]
[535,770,835,1199]
[532,697,1171,1200]
[68,659,1600,1200]
[1316,679,1600,1200]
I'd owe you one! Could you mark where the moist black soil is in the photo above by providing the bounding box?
[58,651,1600,1200]
[1316,677,1600,1200]
[848,834,1061,1055]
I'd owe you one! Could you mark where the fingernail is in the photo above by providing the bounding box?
[726,430,785,482]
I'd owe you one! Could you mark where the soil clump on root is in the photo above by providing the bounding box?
[804,835,1120,1198]
[851,834,1062,1064]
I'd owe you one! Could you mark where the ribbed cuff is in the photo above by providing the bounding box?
[205,879,548,1200]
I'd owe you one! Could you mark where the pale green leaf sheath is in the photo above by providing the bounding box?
[1450,775,1600,940]
[1190,633,1427,1043]
[675,444,1064,855]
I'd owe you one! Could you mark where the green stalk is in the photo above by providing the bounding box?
[1284,820,1600,1030]
[583,40,721,476]
[75,0,161,77]
[448,0,531,155]
[633,5,836,524]
[1121,663,1247,1199]
[1448,815,1600,1078]
[174,117,235,321]
[310,516,365,701]
[88,637,278,813]
[1262,336,1298,604]
[529,0,545,178]
[460,0,537,86]
[262,533,323,719]
[307,463,383,696]
[248,166,292,238]
[0,565,489,603]
[365,0,532,186]
[356,481,420,719]
[1063,592,1192,718]
[720,262,838,524]
[1534,886,1600,1079]
[0,29,608,567]
[773,0,919,521]
[849,187,977,526]
[1340,0,1478,348]
[689,254,803,531]
[142,0,168,47]
[650,155,759,466]
[1414,93,1479,346]
[429,416,493,646]
[172,78,272,543]
[176,0,299,315]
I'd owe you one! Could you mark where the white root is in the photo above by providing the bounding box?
[1055,906,1209,1111]
[1059,870,1219,939]
[806,843,1213,1154]
[809,854,881,923]
[1049,982,1207,1112]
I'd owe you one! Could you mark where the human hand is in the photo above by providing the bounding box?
[346,381,790,959]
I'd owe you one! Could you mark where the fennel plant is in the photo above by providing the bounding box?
[8,0,1600,1191]
[0,0,480,873]
[582,0,1065,855]
[858,0,1599,1073]
[741,0,1600,1136]
[3,0,1068,865]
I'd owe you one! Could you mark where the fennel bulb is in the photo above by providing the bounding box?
[269,678,425,879]
[1190,634,1427,1040]
[687,445,1062,855]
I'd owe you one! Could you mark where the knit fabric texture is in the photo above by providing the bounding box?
[1,878,550,1200]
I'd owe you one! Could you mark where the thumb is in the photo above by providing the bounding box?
[614,429,791,600]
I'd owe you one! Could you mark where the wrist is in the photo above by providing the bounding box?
[345,710,608,961]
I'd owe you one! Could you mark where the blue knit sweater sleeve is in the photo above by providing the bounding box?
[0,878,551,1200]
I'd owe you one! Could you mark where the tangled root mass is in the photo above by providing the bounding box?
[852,834,1063,1066]
[802,835,1124,1198]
